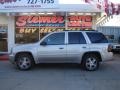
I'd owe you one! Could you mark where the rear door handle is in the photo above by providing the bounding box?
[82,46,87,48]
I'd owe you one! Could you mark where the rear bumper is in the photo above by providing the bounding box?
[102,52,113,61]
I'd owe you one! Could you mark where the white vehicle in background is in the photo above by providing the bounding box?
[112,43,120,53]
[9,30,113,71]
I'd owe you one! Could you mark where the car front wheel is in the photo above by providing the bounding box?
[16,53,34,70]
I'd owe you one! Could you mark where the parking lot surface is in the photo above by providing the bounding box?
[0,54,120,90]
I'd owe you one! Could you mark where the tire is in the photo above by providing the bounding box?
[81,54,99,71]
[16,53,34,70]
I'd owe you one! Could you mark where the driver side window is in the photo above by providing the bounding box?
[42,33,65,45]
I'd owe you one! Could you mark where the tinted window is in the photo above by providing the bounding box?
[86,32,108,43]
[43,33,65,45]
[68,32,86,44]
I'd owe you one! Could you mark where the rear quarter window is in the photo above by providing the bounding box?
[86,32,108,43]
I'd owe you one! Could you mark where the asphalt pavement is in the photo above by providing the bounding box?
[0,54,120,90]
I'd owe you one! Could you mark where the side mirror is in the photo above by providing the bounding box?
[40,41,47,46]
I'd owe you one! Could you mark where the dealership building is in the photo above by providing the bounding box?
[0,0,103,53]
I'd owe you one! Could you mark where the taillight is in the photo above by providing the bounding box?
[108,44,113,52]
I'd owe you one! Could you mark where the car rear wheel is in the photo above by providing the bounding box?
[16,53,34,70]
[81,54,99,71]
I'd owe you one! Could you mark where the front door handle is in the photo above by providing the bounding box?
[59,47,64,49]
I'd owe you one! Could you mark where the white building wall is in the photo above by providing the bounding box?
[0,15,8,24]
[8,16,15,53]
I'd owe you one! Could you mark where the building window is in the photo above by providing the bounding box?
[15,28,39,44]
[15,16,65,44]
[0,25,8,52]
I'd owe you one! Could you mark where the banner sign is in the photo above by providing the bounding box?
[85,0,120,15]
[15,16,65,27]
[16,28,65,34]
[15,15,92,34]
[40,28,65,33]
[67,16,92,29]
[0,0,58,9]
[15,16,65,33]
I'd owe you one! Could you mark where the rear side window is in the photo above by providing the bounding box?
[68,32,86,44]
[86,32,108,43]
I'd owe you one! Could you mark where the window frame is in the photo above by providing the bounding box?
[67,32,86,44]
[41,32,65,45]
[86,32,108,43]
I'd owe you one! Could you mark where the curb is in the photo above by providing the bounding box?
[0,54,9,61]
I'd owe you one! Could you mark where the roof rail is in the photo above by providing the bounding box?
[63,30,96,31]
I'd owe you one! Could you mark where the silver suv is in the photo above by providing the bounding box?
[9,31,113,71]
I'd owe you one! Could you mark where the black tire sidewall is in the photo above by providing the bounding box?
[82,54,99,71]
[16,54,34,70]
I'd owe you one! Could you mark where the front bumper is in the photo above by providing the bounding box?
[9,54,15,64]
